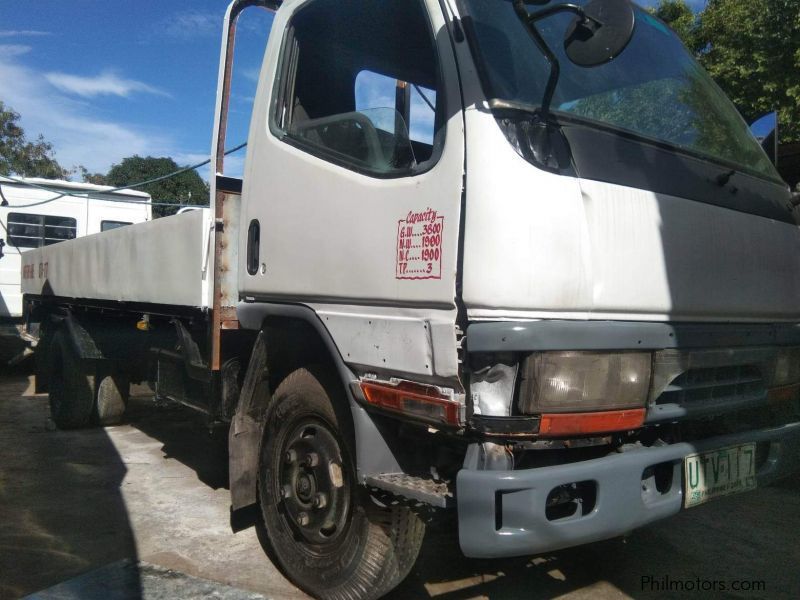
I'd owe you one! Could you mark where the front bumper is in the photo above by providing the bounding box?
[457,422,800,558]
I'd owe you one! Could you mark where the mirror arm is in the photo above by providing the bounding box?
[512,1,597,120]
[522,3,596,26]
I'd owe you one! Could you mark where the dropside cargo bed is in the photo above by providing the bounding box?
[20,209,213,309]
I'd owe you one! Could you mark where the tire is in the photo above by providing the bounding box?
[94,370,129,425]
[258,368,425,600]
[48,329,95,429]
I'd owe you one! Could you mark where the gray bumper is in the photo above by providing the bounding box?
[457,422,800,558]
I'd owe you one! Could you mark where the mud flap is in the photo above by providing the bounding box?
[229,330,270,510]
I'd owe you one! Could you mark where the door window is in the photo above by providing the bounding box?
[272,0,444,177]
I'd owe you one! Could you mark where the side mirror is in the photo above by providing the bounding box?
[564,0,636,67]
[749,112,778,166]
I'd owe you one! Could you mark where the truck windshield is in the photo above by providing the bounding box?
[458,0,780,182]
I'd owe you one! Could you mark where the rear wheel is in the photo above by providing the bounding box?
[94,370,129,425]
[258,368,425,600]
[48,329,95,429]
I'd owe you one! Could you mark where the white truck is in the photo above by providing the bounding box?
[0,177,150,361]
[20,1,800,598]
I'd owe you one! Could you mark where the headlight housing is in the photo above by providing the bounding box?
[518,351,652,414]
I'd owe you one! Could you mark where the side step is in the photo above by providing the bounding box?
[365,473,454,508]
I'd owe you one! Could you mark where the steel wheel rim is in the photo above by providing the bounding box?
[277,416,351,547]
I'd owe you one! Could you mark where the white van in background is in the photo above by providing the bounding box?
[0,177,151,361]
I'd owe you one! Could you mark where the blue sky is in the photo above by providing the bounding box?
[0,1,707,181]
[0,1,274,179]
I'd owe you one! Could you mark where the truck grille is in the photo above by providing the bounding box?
[646,347,778,422]
[656,365,766,406]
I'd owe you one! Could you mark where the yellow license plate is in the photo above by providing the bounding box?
[684,443,757,509]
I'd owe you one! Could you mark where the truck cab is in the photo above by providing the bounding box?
[230,0,800,583]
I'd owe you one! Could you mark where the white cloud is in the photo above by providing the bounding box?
[220,153,245,179]
[152,8,271,43]
[158,11,219,40]
[172,150,246,184]
[0,44,32,57]
[45,70,169,98]
[0,30,51,38]
[173,151,212,184]
[0,51,170,173]
[241,67,261,83]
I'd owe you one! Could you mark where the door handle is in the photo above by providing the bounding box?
[246,219,260,275]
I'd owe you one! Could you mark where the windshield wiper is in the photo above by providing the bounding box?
[512,0,635,122]
[512,1,599,120]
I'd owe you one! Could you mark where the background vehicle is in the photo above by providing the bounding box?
[0,177,150,362]
[18,1,800,599]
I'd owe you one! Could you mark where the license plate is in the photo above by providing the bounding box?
[683,443,757,509]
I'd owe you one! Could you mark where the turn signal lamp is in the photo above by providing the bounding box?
[539,409,646,436]
[358,379,463,426]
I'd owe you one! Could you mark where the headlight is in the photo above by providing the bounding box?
[518,351,652,414]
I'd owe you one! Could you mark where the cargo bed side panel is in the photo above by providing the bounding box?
[20,209,212,309]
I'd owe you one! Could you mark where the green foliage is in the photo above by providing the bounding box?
[78,166,108,186]
[570,80,690,141]
[0,101,68,179]
[694,0,800,142]
[649,0,698,48]
[569,73,772,175]
[104,155,209,218]
[652,0,800,144]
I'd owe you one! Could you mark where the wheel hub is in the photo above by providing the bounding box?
[279,420,350,545]
[296,472,315,502]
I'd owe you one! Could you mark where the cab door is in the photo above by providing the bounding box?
[239,0,464,378]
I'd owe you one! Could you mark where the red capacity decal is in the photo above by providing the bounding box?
[396,208,443,280]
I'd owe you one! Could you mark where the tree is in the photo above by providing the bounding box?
[104,155,209,218]
[652,0,800,144]
[649,0,698,49]
[0,101,68,179]
[693,0,800,142]
[78,166,108,186]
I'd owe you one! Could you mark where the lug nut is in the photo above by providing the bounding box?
[313,493,327,509]
[297,512,310,526]
[304,452,319,467]
[284,449,297,464]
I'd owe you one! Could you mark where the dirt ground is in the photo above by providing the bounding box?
[1,365,798,600]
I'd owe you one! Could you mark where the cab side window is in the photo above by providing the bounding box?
[273,0,443,177]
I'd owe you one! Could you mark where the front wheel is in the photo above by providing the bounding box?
[258,368,424,600]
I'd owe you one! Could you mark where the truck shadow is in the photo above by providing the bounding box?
[123,392,230,492]
[0,366,141,600]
